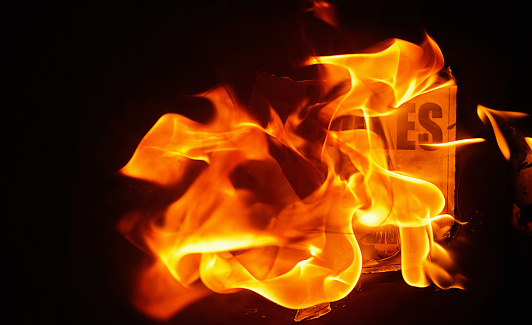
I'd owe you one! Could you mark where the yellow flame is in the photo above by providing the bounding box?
[526,137,532,150]
[420,138,485,148]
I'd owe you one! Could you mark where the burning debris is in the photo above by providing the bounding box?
[117,33,470,321]
[294,302,331,322]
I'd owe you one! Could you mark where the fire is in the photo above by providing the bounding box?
[118,33,467,320]
[477,105,531,161]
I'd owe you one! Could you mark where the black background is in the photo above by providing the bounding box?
[8,0,531,324]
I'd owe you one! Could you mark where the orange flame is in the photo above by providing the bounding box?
[477,105,530,161]
[119,33,465,320]
[306,0,338,28]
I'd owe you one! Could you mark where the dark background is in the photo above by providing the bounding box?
[8,0,531,324]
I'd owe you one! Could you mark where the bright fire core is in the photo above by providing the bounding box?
[119,34,465,320]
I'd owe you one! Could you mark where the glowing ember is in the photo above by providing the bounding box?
[118,32,471,320]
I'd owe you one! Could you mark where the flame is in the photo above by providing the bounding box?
[419,138,485,149]
[307,0,338,28]
[526,137,532,150]
[477,105,530,161]
[119,33,466,320]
